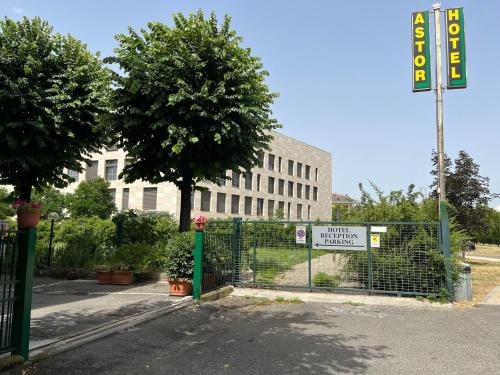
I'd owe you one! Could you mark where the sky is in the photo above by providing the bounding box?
[2,0,499,208]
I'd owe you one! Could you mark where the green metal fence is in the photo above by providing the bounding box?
[202,219,449,297]
[0,232,19,355]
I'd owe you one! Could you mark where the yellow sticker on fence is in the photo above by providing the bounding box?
[370,234,381,248]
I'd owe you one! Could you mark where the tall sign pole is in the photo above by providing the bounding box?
[433,3,446,210]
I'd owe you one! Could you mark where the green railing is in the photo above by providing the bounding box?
[198,218,453,299]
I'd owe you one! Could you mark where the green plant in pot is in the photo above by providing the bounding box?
[162,232,194,296]
[97,243,154,285]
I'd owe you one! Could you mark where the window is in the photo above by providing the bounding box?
[287,202,291,220]
[201,191,211,212]
[216,174,226,186]
[307,205,311,220]
[288,181,294,197]
[278,179,285,195]
[297,183,303,199]
[85,160,98,180]
[231,195,240,214]
[232,171,240,188]
[305,165,311,180]
[278,157,282,173]
[257,151,264,168]
[143,187,157,210]
[67,169,79,182]
[268,154,275,171]
[313,187,318,201]
[245,173,252,190]
[217,193,226,213]
[315,168,319,182]
[297,163,303,178]
[305,185,311,200]
[297,204,303,220]
[268,200,275,218]
[278,201,285,213]
[108,189,116,204]
[288,160,294,176]
[257,198,264,216]
[105,159,118,181]
[122,188,129,210]
[257,174,261,192]
[268,177,275,194]
[245,197,252,215]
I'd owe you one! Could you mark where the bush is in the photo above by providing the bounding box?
[162,232,194,282]
[105,243,155,273]
[313,272,342,287]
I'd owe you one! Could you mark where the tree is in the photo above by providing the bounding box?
[107,11,279,231]
[431,150,498,236]
[0,17,110,201]
[0,187,14,219]
[66,178,116,219]
[476,208,500,245]
[31,186,67,219]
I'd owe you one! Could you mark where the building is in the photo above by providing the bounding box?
[62,131,332,221]
[331,193,353,210]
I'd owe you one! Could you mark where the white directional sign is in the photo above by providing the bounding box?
[312,226,367,251]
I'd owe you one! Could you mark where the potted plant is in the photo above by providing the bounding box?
[96,243,153,285]
[163,232,194,296]
[12,200,42,228]
[192,215,208,231]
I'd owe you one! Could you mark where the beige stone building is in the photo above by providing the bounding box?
[63,131,332,221]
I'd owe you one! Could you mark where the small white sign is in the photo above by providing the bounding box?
[312,226,367,251]
[370,234,381,248]
[371,226,387,233]
[295,225,307,244]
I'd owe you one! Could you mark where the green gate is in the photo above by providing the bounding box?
[201,219,452,298]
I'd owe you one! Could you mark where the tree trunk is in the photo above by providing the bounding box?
[19,183,32,202]
[179,175,193,233]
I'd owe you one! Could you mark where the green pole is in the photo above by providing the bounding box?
[192,229,204,301]
[252,222,257,285]
[366,224,373,293]
[440,202,454,300]
[307,224,312,290]
[233,218,242,284]
[12,227,37,360]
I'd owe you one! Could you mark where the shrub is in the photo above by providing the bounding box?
[105,243,155,273]
[162,232,195,282]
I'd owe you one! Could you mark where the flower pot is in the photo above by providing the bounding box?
[17,212,41,228]
[194,222,206,231]
[96,270,134,285]
[168,279,193,296]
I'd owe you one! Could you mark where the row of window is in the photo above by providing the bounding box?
[196,191,311,220]
[108,187,158,211]
[258,152,319,182]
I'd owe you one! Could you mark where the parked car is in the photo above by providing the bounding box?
[464,240,476,252]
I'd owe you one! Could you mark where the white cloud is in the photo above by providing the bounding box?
[11,7,25,15]
[495,206,500,212]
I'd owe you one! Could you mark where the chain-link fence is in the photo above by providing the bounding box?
[202,219,446,297]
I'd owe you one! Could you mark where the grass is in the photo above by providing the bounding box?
[472,244,500,257]
[343,301,364,306]
[254,247,327,283]
[244,295,303,305]
[470,260,500,303]
[312,272,342,287]
[274,296,303,304]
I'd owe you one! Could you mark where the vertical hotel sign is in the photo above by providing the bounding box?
[412,11,431,92]
[446,8,467,89]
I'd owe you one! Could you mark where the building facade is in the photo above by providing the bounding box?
[62,131,332,221]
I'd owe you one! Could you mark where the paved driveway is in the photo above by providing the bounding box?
[30,277,179,349]
[28,295,500,375]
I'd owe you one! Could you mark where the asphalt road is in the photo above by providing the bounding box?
[28,296,500,374]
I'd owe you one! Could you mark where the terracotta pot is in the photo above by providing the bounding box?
[168,279,193,296]
[17,212,41,228]
[194,222,206,231]
[96,270,134,285]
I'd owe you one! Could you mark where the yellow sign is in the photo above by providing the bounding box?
[446,8,467,89]
[412,11,431,92]
[370,234,380,248]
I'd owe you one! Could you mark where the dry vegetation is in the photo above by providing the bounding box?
[470,260,500,303]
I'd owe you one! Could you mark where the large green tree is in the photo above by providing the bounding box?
[431,150,498,236]
[31,186,67,219]
[66,178,116,219]
[0,17,110,201]
[107,11,279,231]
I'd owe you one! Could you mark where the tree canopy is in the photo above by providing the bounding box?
[107,11,279,231]
[66,178,116,219]
[31,186,67,219]
[0,17,110,201]
[431,150,498,236]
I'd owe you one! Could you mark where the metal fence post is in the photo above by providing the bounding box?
[192,229,204,300]
[439,202,454,300]
[233,218,242,284]
[366,224,373,293]
[12,227,37,360]
[252,222,257,285]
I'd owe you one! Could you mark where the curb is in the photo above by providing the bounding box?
[28,296,192,361]
[201,285,234,302]
[481,286,500,305]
